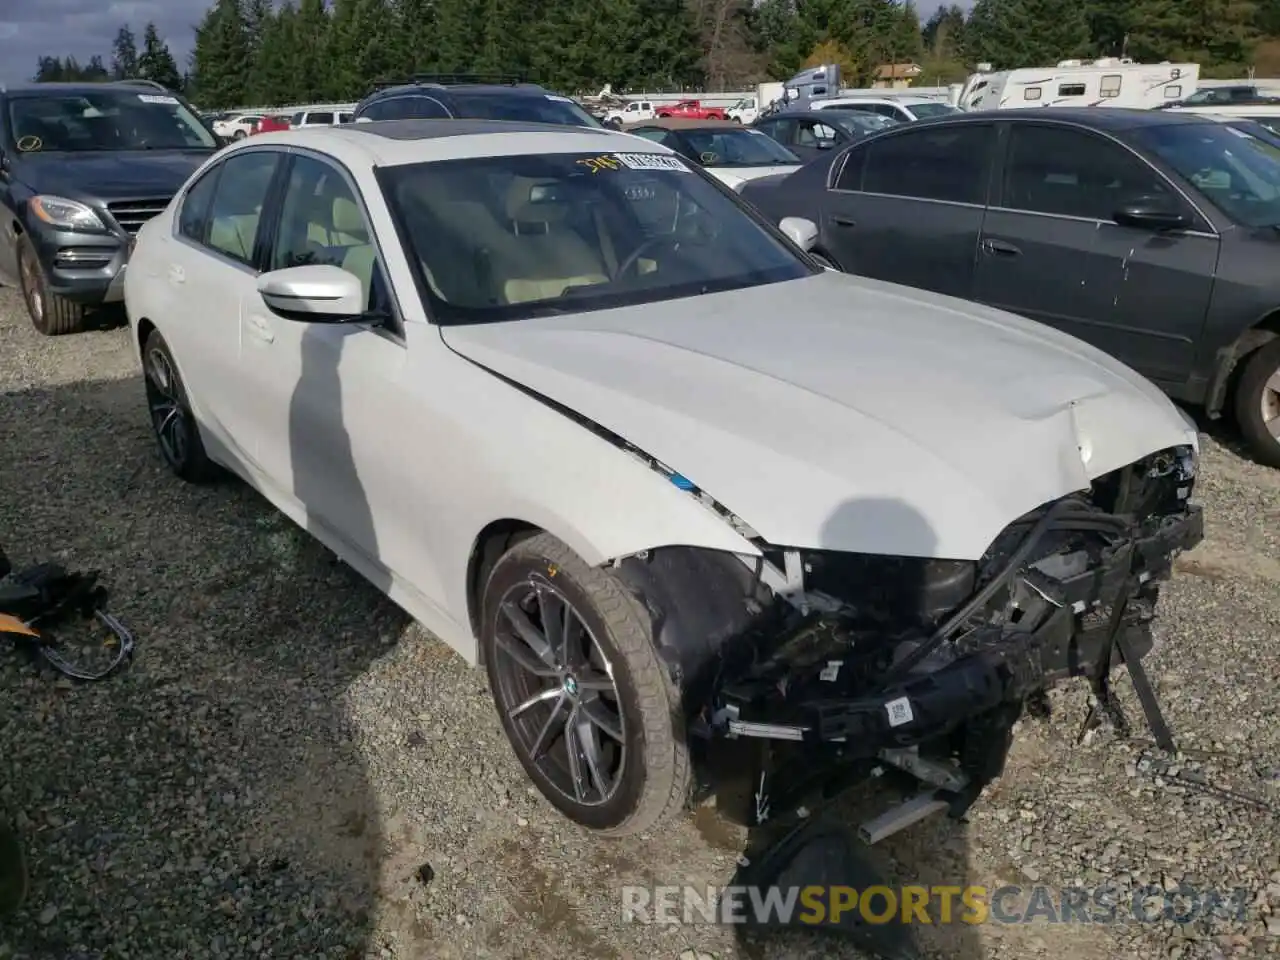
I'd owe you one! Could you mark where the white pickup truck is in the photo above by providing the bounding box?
[604,100,655,125]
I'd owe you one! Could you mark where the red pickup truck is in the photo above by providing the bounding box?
[655,99,728,120]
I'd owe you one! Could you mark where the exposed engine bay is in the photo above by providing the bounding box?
[615,445,1203,842]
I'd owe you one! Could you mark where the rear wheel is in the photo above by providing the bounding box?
[1234,338,1280,468]
[18,238,87,336]
[142,329,219,483]
[480,533,691,835]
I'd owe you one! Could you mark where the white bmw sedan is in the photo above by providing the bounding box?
[125,119,1203,837]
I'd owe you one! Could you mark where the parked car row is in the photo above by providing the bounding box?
[210,107,355,140]
[114,115,1203,840]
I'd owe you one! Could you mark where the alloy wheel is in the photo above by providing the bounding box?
[1260,366,1280,443]
[490,577,626,807]
[144,347,190,469]
[19,249,43,323]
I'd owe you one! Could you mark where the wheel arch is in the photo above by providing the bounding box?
[466,518,543,647]
[135,316,157,361]
[1206,310,1280,417]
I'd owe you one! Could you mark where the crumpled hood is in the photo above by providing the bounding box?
[15,150,213,200]
[442,271,1198,560]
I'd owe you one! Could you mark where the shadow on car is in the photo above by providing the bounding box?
[0,373,406,956]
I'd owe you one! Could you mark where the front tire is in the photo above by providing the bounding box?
[18,238,87,336]
[1234,338,1280,468]
[142,329,218,483]
[480,533,691,835]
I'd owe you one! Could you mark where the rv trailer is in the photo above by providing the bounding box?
[957,59,1199,111]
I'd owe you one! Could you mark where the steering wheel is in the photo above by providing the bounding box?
[613,235,685,279]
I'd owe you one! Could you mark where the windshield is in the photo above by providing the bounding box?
[909,101,960,118]
[380,150,813,324]
[680,128,800,166]
[452,92,601,127]
[7,89,217,153]
[823,110,900,133]
[1135,122,1280,227]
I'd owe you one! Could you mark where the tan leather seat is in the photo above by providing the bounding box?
[332,197,374,305]
[498,177,608,304]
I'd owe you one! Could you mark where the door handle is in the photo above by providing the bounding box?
[980,238,1021,257]
[829,215,857,227]
[167,264,184,284]
[246,314,274,343]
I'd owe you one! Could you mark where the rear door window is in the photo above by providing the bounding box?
[858,124,995,204]
[202,151,280,265]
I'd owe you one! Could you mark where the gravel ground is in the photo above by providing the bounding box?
[0,290,1277,960]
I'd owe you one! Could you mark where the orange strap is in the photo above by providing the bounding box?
[0,613,38,638]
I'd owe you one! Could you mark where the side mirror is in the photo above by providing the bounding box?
[257,265,365,322]
[816,139,836,150]
[779,216,819,251]
[1113,196,1189,231]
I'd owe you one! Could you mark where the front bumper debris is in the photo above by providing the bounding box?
[711,503,1203,749]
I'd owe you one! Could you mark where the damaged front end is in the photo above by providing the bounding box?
[618,445,1203,842]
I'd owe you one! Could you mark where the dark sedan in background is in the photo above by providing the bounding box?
[623,117,802,191]
[740,108,1280,467]
[751,109,899,163]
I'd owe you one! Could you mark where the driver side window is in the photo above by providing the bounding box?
[270,155,385,313]
[1000,125,1173,221]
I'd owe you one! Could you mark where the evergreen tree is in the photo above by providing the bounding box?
[192,0,252,107]
[33,54,113,82]
[922,4,967,60]
[965,0,1090,69]
[293,0,334,102]
[328,0,401,99]
[1126,0,1259,70]
[430,0,487,73]
[251,1,302,104]
[138,23,184,90]
[112,25,139,79]
[748,0,809,78]
[1084,0,1138,57]
[389,0,438,74]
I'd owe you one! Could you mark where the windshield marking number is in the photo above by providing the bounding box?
[577,153,688,174]
[614,153,689,172]
[138,94,179,105]
[577,155,623,174]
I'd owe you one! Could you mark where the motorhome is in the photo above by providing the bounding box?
[957,58,1199,111]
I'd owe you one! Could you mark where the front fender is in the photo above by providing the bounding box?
[405,329,762,642]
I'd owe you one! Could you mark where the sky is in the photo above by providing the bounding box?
[0,0,975,86]
[0,1,205,83]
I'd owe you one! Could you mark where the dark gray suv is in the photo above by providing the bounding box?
[741,108,1280,467]
[353,74,600,127]
[0,80,219,335]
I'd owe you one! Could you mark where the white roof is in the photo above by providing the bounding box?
[226,121,673,169]
[819,95,938,106]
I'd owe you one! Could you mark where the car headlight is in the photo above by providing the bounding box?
[28,195,107,232]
